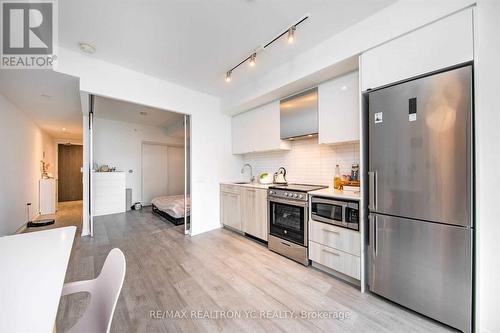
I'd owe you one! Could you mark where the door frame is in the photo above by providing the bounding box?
[85,94,192,238]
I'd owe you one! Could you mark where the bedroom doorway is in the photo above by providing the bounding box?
[89,95,191,236]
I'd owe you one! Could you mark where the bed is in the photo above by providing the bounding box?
[151,195,190,226]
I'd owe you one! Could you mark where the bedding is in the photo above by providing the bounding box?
[151,195,191,219]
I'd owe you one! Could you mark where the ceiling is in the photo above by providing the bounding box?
[59,0,396,97]
[94,96,185,128]
[0,70,82,140]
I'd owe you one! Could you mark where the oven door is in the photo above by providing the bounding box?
[311,197,347,228]
[268,198,308,246]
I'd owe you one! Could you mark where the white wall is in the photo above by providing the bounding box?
[242,138,359,186]
[55,48,243,236]
[0,94,56,235]
[475,1,500,332]
[93,118,183,203]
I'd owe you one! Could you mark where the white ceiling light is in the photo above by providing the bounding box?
[225,71,232,83]
[79,42,96,54]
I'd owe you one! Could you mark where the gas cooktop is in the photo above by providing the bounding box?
[268,183,327,193]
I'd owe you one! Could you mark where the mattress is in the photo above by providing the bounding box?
[151,195,191,219]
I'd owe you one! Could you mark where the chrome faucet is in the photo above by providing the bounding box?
[241,163,255,183]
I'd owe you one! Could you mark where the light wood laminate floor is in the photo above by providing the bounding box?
[24,200,83,235]
[55,206,455,333]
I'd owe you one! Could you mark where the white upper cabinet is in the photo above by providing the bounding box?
[361,8,473,91]
[318,71,360,145]
[232,101,291,155]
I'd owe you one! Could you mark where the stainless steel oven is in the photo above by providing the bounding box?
[267,184,328,266]
[268,196,308,246]
[267,188,309,266]
[311,197,359,231]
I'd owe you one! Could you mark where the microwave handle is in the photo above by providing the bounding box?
[312,197,349,207]
[368,171,377,211]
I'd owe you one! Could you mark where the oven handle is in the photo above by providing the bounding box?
[268,197,308,207]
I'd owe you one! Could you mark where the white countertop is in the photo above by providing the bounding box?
[309,187,361,201]
[221,181,271,189]
[0,226,76,333]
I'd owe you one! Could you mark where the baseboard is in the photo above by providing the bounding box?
[14,223,27,234]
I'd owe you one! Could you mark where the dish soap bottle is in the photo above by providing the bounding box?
[334,164,341,189]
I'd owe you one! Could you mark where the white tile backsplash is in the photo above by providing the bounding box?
[242,138,360,186]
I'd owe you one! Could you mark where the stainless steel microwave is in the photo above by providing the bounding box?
[310,197,359,230]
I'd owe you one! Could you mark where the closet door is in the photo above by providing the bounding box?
[141,143,168,204]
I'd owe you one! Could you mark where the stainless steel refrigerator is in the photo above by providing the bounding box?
[368,65,473,333]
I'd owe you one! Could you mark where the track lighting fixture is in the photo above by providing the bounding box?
[287,26,296,43]
[249,53,256,67]
[224,15,309,82]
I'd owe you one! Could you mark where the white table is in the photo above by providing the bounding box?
[0,226,76,333]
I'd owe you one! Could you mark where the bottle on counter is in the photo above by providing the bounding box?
[334,164,341,189]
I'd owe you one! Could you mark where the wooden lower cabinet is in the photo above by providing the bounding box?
[241,188,268,241]
[220,190,242,231]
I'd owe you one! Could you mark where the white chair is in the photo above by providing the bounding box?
[61,248,126,333]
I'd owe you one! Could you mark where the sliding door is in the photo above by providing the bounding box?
[89,96,94,237]
[184,115,191,235]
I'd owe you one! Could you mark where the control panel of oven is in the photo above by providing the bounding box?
[268,189,307,202]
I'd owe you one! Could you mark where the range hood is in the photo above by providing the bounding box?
[280,87,318,140]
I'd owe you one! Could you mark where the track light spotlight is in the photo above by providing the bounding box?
[249,53,257,67]
[287,26,296,43]
[224,15,308,82]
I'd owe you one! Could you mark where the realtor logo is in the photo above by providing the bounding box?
[1,1,56,68]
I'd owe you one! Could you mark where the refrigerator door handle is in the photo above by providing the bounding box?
[368,214,377,289]
[369,214,378,257]
[368,171,377,210]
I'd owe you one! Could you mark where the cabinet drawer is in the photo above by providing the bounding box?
[220,184,241,195]
[309,241,360,280]
[309,221,360,256]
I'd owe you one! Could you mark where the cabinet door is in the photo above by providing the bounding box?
[318,71,359,144]
[361,8,473,91]
[232,101,291,154]
[221,192,241,231]
[242,188,268,240]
